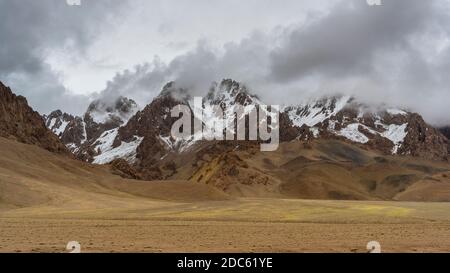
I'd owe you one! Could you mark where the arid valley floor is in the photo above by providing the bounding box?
[2,137,450,253]
[3,200,450,253]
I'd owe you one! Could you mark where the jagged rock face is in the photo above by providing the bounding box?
[285,97,448,161]
[400,114,448,160]
[440,127,450,155]
[111,82,201,179]
[44,110,66,134]
[208,79,260,106]
[440,127,450,140]
[117,91,186,171]
[0,82,68,154]
[83,96,138,141]
[43,96,138,161]
[60,117,85,148]
[109,158,142,180]
[44,110,86,151]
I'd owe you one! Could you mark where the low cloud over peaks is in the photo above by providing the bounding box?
[0,0,128,114]
[1,0,450,125]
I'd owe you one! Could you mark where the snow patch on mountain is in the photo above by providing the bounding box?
[48,118,57,129]
[53,120,69,136]
[93,128,119,154]
[380,123,408,154]
[159,135,175,150]
[81,121,87,144]
[287,96,351,128]
[310,127,320,138]
[92,129,143,164]
[336,123,369,144]
[45,113,72,137]
[331,119,408,153]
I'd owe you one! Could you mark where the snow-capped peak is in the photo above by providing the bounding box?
[284,95,413,155]
[285,95,352,128]
[86,96,139,125]
[44,110,74,137]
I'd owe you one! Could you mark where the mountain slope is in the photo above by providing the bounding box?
[440,126,450,140]
[0,136,230,211]
[0,81,68,154]
[155,138,450,200]
[440,126,450,155]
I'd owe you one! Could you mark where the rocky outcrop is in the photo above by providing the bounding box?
[440,127,450,140]
[400,114,448,160]
[110,158,142,180]
[0,81,68,154]
[439,127,450,155]
[44,110,86,151]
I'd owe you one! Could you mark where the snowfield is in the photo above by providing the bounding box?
[287,96,351,128]
[92,129,144,164]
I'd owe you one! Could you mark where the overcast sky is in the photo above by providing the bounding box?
[1,0,450,125]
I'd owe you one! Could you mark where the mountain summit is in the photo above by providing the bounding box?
[43,96,138,161]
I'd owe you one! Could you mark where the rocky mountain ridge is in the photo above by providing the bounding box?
[43,79,448,179]
[0,81,68,154]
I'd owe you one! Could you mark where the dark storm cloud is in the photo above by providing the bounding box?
[265,0,450,125]
[269,0,437,81]
[105,0,450,125]
[2,0,450,125]
[97,60,170,107]
[4,64,90,115]
[95,34,273,106]
[0,0,128,114]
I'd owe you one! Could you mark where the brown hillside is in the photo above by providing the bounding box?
[0,81,68,154]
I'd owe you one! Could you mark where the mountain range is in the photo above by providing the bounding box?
[44,79,448,163]
[2,80,450,200]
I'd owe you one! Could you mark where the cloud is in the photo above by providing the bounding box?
[96,59,169,107]
[0,0,129,114]
[2,0,450,126]
[94,33,274,106]
[265,0,450,125]
[269,0,436,82]
[4,65,90,115]
[100,0,450,125]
